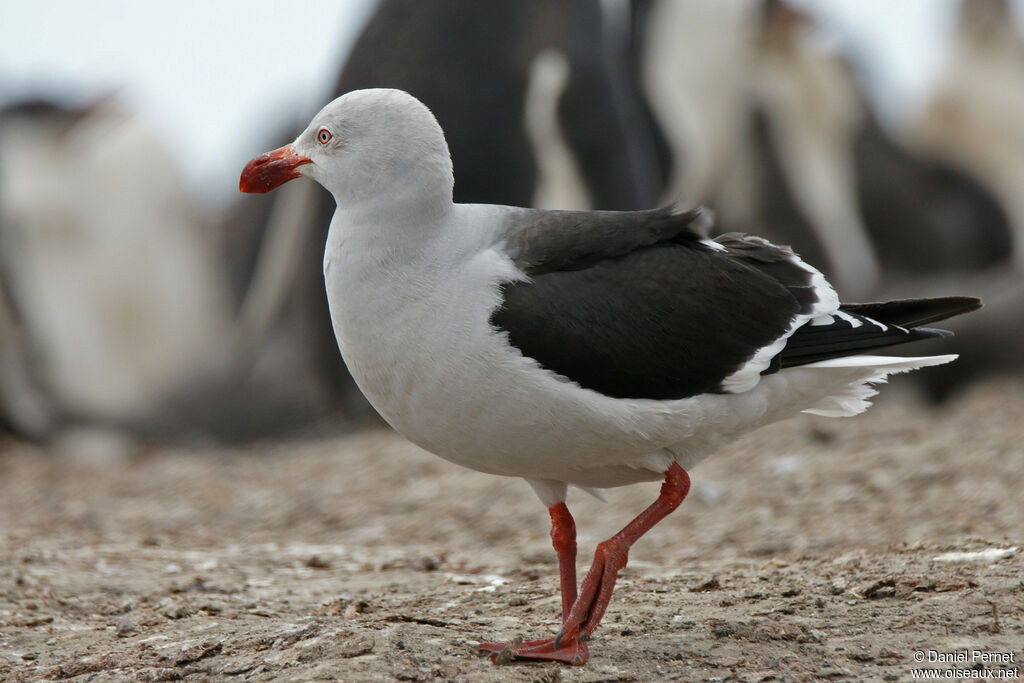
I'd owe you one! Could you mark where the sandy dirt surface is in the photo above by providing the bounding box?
[1,378,1022,682]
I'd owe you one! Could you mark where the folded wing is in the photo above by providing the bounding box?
[492,204,981,401]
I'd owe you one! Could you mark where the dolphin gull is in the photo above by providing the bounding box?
[239,88,980,665]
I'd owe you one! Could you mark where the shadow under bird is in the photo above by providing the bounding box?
[239,88,980,665]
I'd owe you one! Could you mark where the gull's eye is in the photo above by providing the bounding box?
[317,128,333,145]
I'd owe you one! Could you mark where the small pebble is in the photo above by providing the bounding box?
[116,617,140,637]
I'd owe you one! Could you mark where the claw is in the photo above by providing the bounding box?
[477,636,589,665]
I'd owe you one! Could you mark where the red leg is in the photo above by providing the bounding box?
[477,463,691,666]
[548,502,577,621]
[558,463,690,645]
[477,502,585,663]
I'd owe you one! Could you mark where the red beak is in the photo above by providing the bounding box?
[239,144,312,194]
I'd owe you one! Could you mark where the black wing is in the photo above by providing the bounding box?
[839,297,982,329]
[502,204,710,275]
[771,296,983,371]
[491,205,982,400]
[492,206,826,400]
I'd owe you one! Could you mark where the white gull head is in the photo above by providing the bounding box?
[241,88,454,216]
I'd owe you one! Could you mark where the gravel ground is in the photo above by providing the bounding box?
[1,378,1021,682]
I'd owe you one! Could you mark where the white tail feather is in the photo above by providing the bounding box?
[800,354,957,417]
[802,354,958,370]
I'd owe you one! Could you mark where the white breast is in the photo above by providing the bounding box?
[324,205,678,479]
